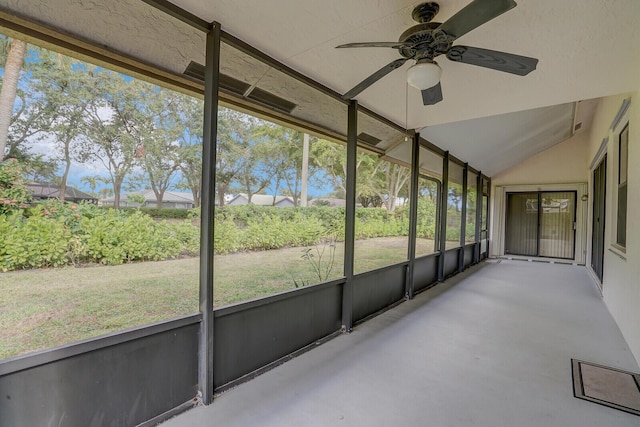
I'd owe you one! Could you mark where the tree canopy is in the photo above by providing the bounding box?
[1,38,418,212]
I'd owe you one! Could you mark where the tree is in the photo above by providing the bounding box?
[373,161,411,212]
[79,69,143,208]
[0,39,61,168]
[175,95,203,207]
[0,37,27,160]
[81,175,110,198]
[448,182,462,212]
[312,139,382,205]
[214,108,250,207]
[252,123,320,207]
[34,53,92,202]
[136,88,183,209]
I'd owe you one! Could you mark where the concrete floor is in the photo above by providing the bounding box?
[162,260,640,427]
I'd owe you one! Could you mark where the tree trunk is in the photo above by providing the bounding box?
[191,185,200,208]
[113,180,122,209]
[0,39,27,160]
[217,184,226,208]
[155,190,164,209]
[58,134,73,203]
[300,133,309,207]
[59,158,71,203]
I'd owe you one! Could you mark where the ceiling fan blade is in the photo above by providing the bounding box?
[446,46,538,76]
[336,42,413,49]
[342,58,408,100]
[438,0,517,40]
[421,83,443,106]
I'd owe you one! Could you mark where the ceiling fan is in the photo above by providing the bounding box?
[337,0,538,105]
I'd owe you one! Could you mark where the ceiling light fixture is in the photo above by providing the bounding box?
[406,59,442,91]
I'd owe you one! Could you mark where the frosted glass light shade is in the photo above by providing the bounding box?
[406,61,442,90]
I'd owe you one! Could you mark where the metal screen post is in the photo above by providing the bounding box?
[198,21,221,405]
[342,100,357,332]
[486,178,492,258]
[474,171,482,262]
[438,152,449,281]
[406,132,420,299]
[459,163,468,272]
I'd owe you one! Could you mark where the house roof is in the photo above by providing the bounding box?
[27,183,97,201]
[6,1,640,176]
[101,190,194,204]
[229,193,294,206]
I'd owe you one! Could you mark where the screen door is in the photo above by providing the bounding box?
[505,191,576,259]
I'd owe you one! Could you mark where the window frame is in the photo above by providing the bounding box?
[609,99,630,257]
[615,122,628,249]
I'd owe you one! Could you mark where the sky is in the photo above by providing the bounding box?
[5,42,334,200]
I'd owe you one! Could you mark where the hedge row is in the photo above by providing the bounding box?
[0,200,473,271]
[104,206,194,219]
[0,202,200,271]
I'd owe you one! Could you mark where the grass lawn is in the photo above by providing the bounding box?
[0,237,438,360]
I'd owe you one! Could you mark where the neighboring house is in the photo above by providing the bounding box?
[227,193,295,207]
[27,183,98,204]
[101,190,195,209]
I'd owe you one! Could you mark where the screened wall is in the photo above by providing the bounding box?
[466,171,478,244]
[0,29,203,361]
[0,3,491,426]
[447,161,464,249]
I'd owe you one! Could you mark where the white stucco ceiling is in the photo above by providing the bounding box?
[170,0,640,128]
[2,0,639,175]
[170,0,640,174]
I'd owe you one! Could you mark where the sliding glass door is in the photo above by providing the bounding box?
[591,157,606,283]
[505,192,539,256]
[505,191,576,259]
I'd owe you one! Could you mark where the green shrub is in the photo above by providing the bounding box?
[139,207,192,219]
[171,220,201,255]
[0,199,439,270]
[446,227,460,242]
[242,215,291,250]
[0,158,31,214]
[0,211,71,271]
[81,210,186,265]
[214,219,243,254]
[100,206,193,219]
[417,198,437,239]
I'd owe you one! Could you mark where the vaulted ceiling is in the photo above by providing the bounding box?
[170,0,640,126]
[2,0,639,175]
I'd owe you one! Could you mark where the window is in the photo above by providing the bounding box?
[0,35,201,360]
[213,111,346,305]
[353,154,410,274]
[415,176,440,256]
[465,171,478,244]
[446,162,464,249]
[616,123,628,248]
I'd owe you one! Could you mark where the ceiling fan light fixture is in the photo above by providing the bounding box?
[406,60,441,90]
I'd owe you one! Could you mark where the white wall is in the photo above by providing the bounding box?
[586,92,640,363]
[487,92,640,362]
[489,132,590,261]
[492,131,590,186]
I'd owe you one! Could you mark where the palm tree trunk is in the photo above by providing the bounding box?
[0,39,27,160]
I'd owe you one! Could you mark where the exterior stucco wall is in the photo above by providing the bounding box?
[488,132,590,261]
[586,92,640,363]
[488,92,640,362]
[491,131,589,187]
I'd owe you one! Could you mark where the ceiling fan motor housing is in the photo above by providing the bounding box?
[412,2,440,23]
[399,23,452,60]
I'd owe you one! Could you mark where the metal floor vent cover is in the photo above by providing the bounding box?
[572,359,640,416]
